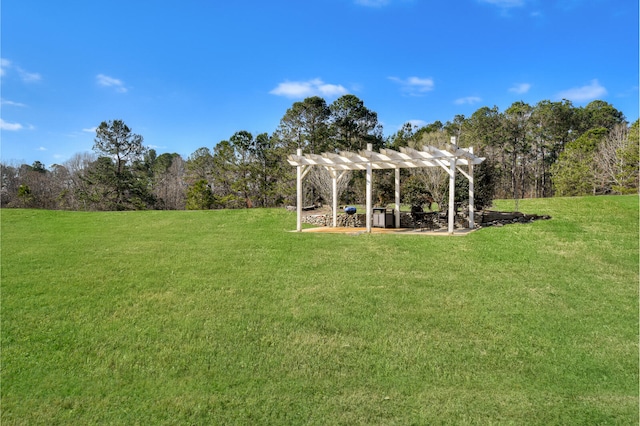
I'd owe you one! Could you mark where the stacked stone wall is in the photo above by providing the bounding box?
[300,210,551,229]
[302,213,365,227]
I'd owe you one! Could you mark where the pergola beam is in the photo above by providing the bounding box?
[288,152,482,170]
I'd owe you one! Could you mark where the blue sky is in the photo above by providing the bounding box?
[1,0,638,167]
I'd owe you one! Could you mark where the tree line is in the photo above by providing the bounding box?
[1,94,637,211]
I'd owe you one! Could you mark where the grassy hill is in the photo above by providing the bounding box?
[1,195,638,424]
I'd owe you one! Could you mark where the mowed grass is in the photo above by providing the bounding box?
[1,195,638,425]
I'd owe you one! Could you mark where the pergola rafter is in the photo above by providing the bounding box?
[288,139,485,235]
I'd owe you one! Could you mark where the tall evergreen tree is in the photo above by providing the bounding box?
[276,96,332,153]
[88,120,151,210]
[329,94,383,152]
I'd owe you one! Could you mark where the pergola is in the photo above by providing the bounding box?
[288,138,485,235]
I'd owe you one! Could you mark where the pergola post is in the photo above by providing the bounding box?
[331,169,338,227]
[468,147,475,229]
[296,148,303,232]
[448,158,456,234]
[366,143,372,233]
[394,167,400,228]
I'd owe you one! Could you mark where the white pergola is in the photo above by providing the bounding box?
[288,138,485,235]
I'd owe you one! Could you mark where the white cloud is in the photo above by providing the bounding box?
[355,0,391,6]
[0,118,24,131]
[478,0,525,7]
[270,78,348,99]
[509,82,531,94]
[97,74,128,93]
[454,96,482,105]
[82,127,97,133]
[18,68,42,83]
[38,146,47,151]
[1,58,42,82]
[1,99,27,107]
[407,119,427,128]
[479,0,527,16]
[556,79,607,102]
[0,58,10,76]
[353,0,418,6]
[389,76,434,96]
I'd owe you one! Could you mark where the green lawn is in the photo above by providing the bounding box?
[1,195,638,425]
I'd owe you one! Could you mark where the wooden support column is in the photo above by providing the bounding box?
[366,144,372,233]
[296,148,303,232]
[395,167,400,228]
[331,169,338,227]
[468,147,475,229]
[448,158,456,234]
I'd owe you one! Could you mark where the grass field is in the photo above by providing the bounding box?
[1,195,638,425]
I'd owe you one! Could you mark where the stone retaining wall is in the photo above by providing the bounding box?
[301,210,551,229]
[302,212,447,229]
[303,213,366,227]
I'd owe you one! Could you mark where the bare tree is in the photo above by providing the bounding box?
[594,123,638,194]
[63,152,96,210]
[155,156,187,209]
[409,131,448,210]
[1,161,21,207]
[307,167,352,211]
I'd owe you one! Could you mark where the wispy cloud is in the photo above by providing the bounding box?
[478,0,527,16]
[0,58,11,77]
[353,0,417,7]
[269,78,348,99]
[556,79,607,102]
[355,0,391,7]
[389,76,434,96]
[82,127,97,133]
[18,68,42,83]
[509,83,531,94]
[97,74,128,93]
[407,119,427,128]
[1,98,27,107]
[454,96,482,105]
[1,58,42,82]
[478,0,526,8]
[0,118,24,131]
[615,84,639,99]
